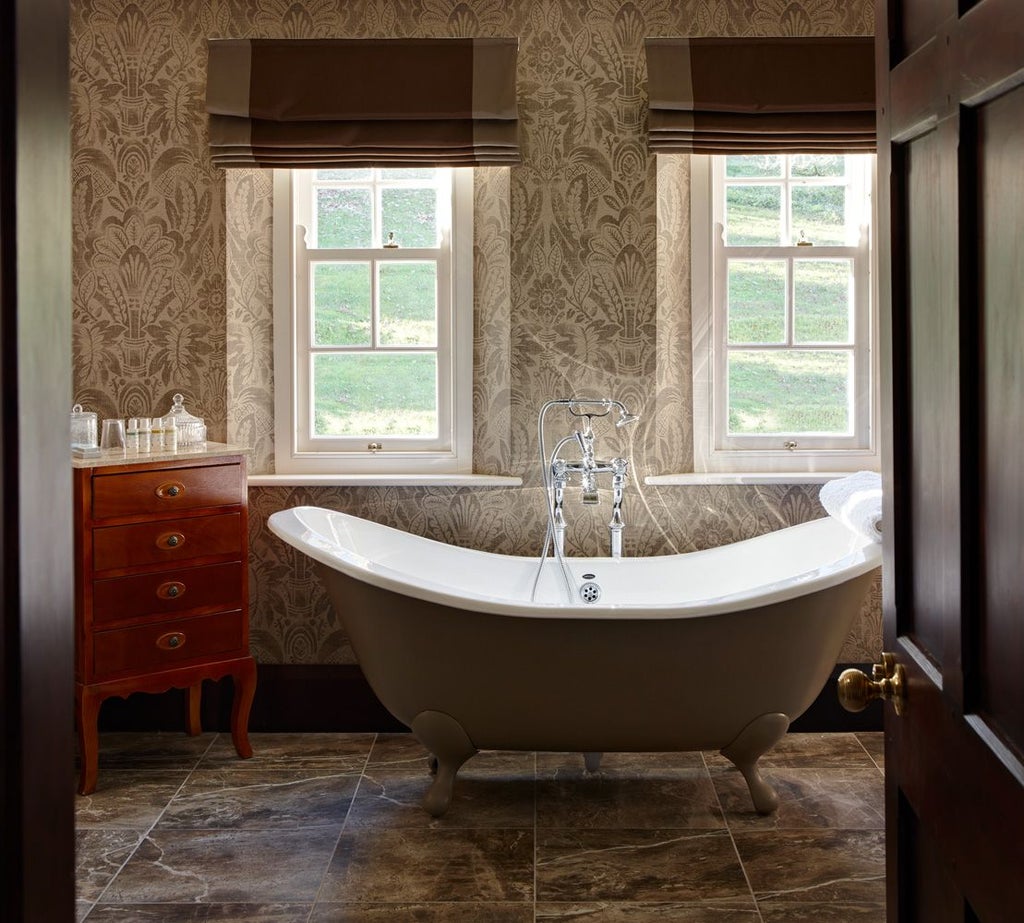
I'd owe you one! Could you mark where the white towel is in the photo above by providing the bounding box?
[819,471,883,543]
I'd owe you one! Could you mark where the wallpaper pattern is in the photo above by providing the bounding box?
[70,0,878,666]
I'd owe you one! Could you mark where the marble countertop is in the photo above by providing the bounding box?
[71,441,250,469]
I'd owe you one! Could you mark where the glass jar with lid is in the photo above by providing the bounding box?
[70,404,98,449]
[163,393,207,446]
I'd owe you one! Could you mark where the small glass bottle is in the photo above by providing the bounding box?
[150,416,164,452]
[162,415,178,452]
[137,417,152,454]
[125,418,140,455]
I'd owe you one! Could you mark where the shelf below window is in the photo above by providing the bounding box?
[247,473,522,488]
[645,472,874,486]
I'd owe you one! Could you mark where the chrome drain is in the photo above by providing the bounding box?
[579,581,602,604]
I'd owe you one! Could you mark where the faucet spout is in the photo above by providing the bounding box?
[609,456,628,558]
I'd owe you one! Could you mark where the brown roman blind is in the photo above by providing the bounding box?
[206,37,520,168]
[645,37,875,154]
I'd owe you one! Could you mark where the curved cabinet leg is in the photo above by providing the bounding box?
[230,657,257,759]
[720,712,789,814]
[411,710,477,817]
[186,682,202,736]
[76,685,103,796]
[583,752,604,773]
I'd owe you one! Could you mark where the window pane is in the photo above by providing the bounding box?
[727,260,786,344]
[381,187,438,248]
[313,353,438,437]
[790,155,844,177]
[316,168,371,181]
[794,259,853,343]
[312,263,371,346]
[379,262,437,346]
[316,188,372,248]
[728,350,852,435]
[725,184,781,245]
[791,184,847,245]
[380,168,435,180]
[725,155,782,178]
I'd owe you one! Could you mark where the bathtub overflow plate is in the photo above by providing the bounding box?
[579,581,602,604]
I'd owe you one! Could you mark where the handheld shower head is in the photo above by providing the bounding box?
[615,409,640,428]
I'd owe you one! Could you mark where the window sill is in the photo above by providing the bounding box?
[247,473,522,488]
[645,472,870,486]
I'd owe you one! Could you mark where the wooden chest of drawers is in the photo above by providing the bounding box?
[73,446,256,794]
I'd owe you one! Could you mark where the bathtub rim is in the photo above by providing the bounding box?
[267,505,881,620]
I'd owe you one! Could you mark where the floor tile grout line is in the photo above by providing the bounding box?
[702,749,767,923]
[854,731,886,775]
[81,732,377,922]
[307,731,379,919]
[82,742,204,916]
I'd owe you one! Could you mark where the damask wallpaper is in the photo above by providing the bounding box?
[70,0,879,666]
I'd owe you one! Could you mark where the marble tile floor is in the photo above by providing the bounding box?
[76,731,886,922]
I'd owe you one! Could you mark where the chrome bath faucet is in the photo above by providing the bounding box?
[539,398,638,559]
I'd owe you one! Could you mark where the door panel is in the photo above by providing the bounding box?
[878,0,1024,919]
[905,128,960,671]
[977,84,1024,756]
[900,795,965,923]
[898,0,947,60]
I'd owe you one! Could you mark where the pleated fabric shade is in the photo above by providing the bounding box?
[206,37,520,168]
[645,37,876,154]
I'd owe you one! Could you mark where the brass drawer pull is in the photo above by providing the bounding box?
[156,482,185,500]
[159,532,185,550]
[157,581,186,600]
[156,631,186,651]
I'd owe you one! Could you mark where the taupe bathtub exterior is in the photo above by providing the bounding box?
[269,506,881,816]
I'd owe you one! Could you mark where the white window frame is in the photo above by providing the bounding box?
[273,167,473,475]
[691,154,880,474]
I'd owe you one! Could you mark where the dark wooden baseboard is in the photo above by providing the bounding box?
[97,664,406,733]
[789,663,883,732]
[98,662,881,734]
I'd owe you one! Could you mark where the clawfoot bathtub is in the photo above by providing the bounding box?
[268,506,880,816]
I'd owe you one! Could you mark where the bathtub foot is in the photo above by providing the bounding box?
[411,710,477,817]
[583,752,604,773]
[720,712,789,814]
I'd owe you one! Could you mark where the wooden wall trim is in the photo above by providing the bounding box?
[99,662,881,735]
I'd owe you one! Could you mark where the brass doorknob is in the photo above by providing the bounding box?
[838,652,905,716]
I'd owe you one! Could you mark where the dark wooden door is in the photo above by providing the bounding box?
[1,0,75,920]
[876,0,1024,919]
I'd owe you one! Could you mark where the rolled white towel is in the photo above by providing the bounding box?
[819,471,883,543]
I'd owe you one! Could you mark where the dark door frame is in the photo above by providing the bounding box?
[1,0,75,920]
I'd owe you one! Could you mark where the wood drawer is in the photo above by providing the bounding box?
[92,463,243,520]
[93,512,242,572]
[92,561,243,625]
[92,610,245,677]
